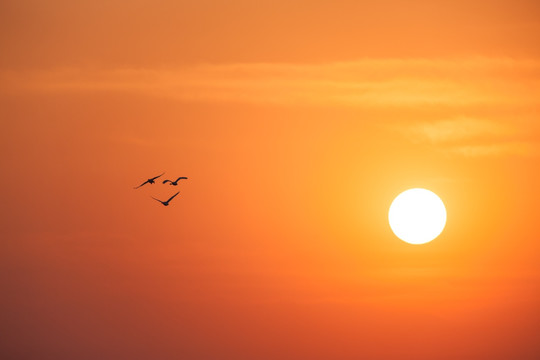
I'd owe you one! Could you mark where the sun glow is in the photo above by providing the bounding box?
[388,188,447,245]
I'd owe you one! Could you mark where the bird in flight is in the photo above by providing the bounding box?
[134,172,165,189]
[152,192,180,206]
[163,176,188,186]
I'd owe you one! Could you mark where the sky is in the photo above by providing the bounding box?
[1,1,540,359]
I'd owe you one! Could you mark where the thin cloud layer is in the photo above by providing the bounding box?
[2,58,539,108]
[2,58,539,157]
[449,142,539,157]
[399,117,539,157]
[409,118,514,143]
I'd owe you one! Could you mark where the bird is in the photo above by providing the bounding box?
[134,172,165,189]
[162,176,188,186]
[151,191,180,206]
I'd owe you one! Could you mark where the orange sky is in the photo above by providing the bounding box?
[1,1,540,359]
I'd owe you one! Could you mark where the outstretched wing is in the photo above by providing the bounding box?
[167,191,180,203]
[134,180,149,189]
[175,177,188,182]
[163,179,171,184]
[150,172,165,181]
[151,196,164,204]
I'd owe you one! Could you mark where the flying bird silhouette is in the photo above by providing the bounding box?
[163,177,188,186]
[152,191,180,206]
[134,172,165,189]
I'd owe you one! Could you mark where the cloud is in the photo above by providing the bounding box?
[2,58,538,157]
[1,58,539,108]
[409,118,514,143]
[449,142,539,157]
[397,117,539,157]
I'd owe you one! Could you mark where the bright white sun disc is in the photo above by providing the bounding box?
[388,188,446,244]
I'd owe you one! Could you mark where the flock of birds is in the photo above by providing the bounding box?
[134,172,188,206]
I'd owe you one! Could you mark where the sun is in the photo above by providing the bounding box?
[388,188,447,245]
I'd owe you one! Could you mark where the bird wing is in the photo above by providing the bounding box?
[134,180,149,189]
[151,196,164,204]
[163,180,171,184]
[167,192,180,202]
[176,177,188,181]
[151,172,165,181]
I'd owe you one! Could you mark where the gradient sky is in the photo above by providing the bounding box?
[1,1,540,359]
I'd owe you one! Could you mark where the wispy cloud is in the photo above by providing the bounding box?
[408,117,515,143]
[3,58,538,157]
[1,58,539,108]
[397,117,539,157]
[449,142,539,157]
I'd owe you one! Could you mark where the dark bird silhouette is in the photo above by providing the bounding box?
[152,191,180,206]
[134,172,165,189]
[163,177,188,186]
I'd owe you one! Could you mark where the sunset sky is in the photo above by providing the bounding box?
[1,1,540,359]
